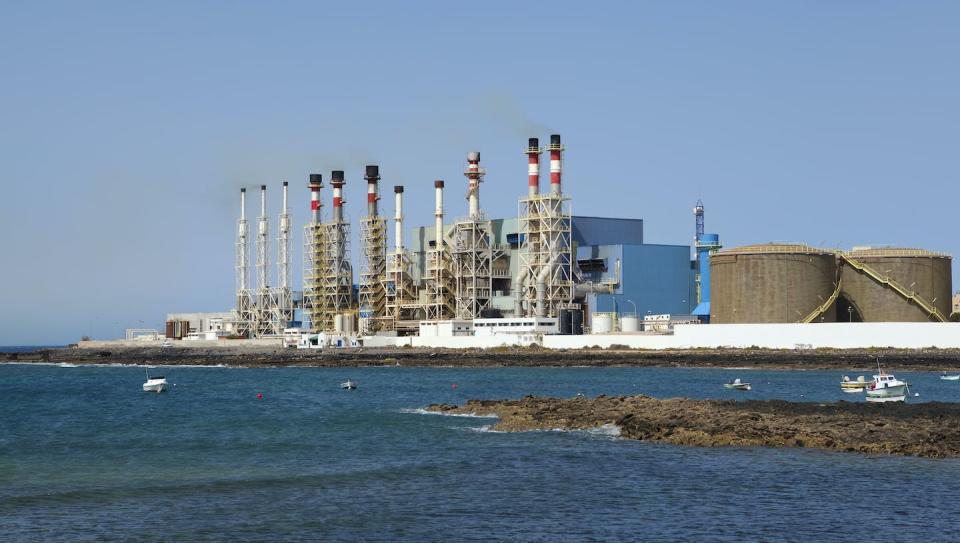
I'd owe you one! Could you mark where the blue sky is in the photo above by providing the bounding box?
[1,1,957,344]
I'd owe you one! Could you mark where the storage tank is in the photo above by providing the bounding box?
[710,244,839,323]
[621,315,640,332]
[840,248,952,322]
[591,313,614,333]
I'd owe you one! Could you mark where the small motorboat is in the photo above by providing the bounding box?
[841,375,870,392]
[940,373,960,381]
[340,379,357,390]
[142,369,167,393]
[724,378,751,391]
[865,363,907,403]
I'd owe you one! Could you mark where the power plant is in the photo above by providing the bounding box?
[197,132,956,345]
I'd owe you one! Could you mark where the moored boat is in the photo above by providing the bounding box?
[865,365,907,403]
[724,378,751,391]
[940,373,960,381]
[341,379,357,390]
[840,375,870,392]
[142,369,167,393]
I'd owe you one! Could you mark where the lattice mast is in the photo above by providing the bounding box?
[359,165,387,333]
[303,173,327,332]
[234,188,253,337]
[518,134,573,318]
[324,170,353,329]
[385,185,419,324]
[425,180,455,320]
[272,181,294,333]
[452,151,494,319]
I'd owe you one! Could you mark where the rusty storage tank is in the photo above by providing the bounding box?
[710,244,839,323]
[839,247,952,322]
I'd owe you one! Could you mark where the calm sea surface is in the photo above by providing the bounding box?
[2,363,960,542]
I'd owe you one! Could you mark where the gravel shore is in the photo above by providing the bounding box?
[6,345,960,371]
[428,395,960,458]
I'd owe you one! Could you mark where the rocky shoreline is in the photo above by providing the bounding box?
[5,345,960,371]
[428,395,960,458]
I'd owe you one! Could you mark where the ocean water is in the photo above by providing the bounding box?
[2,364,960,542]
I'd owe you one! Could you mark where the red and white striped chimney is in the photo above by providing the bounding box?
[526,137,541,197]
[548,134,563,195]
[365,165,380,217]
[331,170,345,223]
[308,174,323,223]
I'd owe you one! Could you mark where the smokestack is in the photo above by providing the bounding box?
[282,181,288,213]
[526,137,541,197]
[240,188,246,221]
[259,185,267,218]
[434,180,445,249]
[464,151,484,219]
[365,165,380,216]
[308,173,323,223]
[548,134,563,195]
[278,182,290,291]
[394,185,404,251]
[331,170,345,223]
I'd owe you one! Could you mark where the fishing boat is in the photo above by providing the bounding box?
[723,378,751,391]
[865,363,907,403]
[840,375,870,392]
[142,369,167,393]
[340,379,357,390]
[940,373,960,381]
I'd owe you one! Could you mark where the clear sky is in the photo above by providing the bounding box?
[1,1,957,345]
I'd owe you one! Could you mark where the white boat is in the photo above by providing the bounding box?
[340,379,357,390]
[143,369,167,393]
[940,374,960,381]
[724,378,751,391]
[840,375,870,392]
[865,364,907,403]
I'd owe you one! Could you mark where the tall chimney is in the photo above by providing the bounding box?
[278,181,290,291]
[308,173,323,223]
[526,137,541,197]
[548,134,563,195]
[240,187,246,221]
[365,165,380,216]
[434,180,445,249]
[464,151,484,219]
[394,185,404,251]
[331,170,345,223]
[259,184,267,219]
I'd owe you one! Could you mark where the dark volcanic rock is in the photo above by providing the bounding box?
[427,395,960,458]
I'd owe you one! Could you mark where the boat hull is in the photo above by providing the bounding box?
[143,381,166,393]
[865,394,905,403]
[940,376,960,381]
[866,384,906,401]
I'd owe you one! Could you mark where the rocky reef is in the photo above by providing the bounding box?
[428,395,960,458]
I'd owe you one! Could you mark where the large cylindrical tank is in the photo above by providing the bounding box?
[334,314,344,333]
[710,244,839,323]
[621,315,640,332]
[840,248,952,322]
[591,313,614,333]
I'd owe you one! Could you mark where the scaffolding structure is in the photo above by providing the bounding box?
[302,174,329,333]
[358,166,387,333]
[318,171,354,331]
[384,186,421,328]
[272,182,295,333]
[518,193,573,317]
[424,181,455,320]
[234,188,253,337]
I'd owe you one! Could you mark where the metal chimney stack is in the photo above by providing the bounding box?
[331,170,345,224]
[547,134,564,195]
[365,165,380,216]
[526,137,541,197]
[394,186,405,251]
[464,151,484,219]
[308,173,323,223]
[434,180,445,249]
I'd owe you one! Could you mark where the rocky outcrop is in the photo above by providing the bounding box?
[428,395,960,458]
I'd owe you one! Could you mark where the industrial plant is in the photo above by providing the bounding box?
[150,132,956,350]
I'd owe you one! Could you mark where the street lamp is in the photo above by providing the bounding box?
[625,299,637,316]
[847,306,853,322]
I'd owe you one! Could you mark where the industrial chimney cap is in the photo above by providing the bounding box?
[308,173,323,185]
[550,134,561,145]
[260,184,266,190]
[434,180,444,188]
[467,151,480,161]
[365,165,380,179]
[331,170,345,182]
[528,137,539,147]
[240,187,246,193]
[282,181,288,187]
[394,185,404,193]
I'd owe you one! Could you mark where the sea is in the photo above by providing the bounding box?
[2,361,960,542]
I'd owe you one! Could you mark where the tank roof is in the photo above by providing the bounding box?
[718,243,835,256]
[844,247,951,259]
